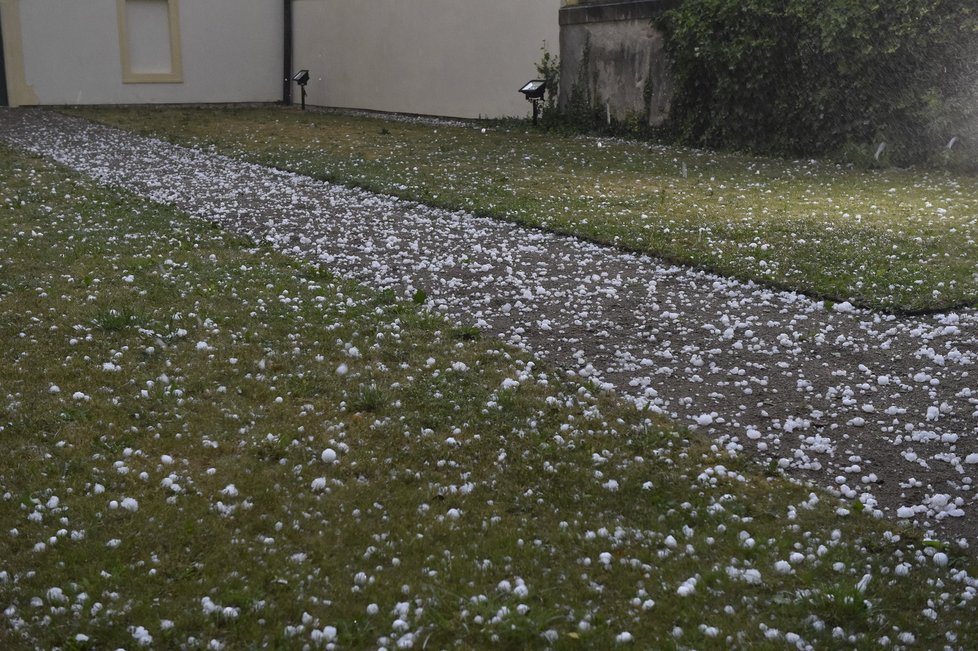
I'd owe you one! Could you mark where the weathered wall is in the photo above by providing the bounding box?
[559,0,677,125]
[293,0,561,119]
[1,0,281,106]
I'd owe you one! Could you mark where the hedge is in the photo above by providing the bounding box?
[657,0,978,165]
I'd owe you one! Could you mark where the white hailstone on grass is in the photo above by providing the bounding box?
[48,385,60,394]
[130,625,153,646]
[195,341,212,351]
[310,477,327,492]
[201,597,221,615]
[933,552,949,567]
[965,454,978,465]
[513,580,529,598]
[120,497,139,512]
[220,484,238,498]
[446,508,461,520]
[71,392,88,401]
[676,577,697,596]
[615,632,634,644]
[336,363,348,376]
[774,560,793,574]
[367,603,379,615]
[46,587,67,603]
[160,455,174,465]
[321,448,337,463]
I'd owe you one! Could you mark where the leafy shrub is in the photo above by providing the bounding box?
[657,0,978,165]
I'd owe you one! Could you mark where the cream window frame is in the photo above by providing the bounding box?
[116,0,183,83]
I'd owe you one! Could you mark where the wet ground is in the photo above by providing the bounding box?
[2,108,976,546]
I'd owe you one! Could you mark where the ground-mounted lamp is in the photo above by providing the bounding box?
[519,80,547,126]
[292,69,310,110]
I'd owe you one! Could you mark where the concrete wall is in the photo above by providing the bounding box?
[293,0,561,119]
[1,0,282,106]
[559,0,677,125]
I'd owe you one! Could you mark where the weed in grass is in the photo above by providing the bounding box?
[93,306,141,332]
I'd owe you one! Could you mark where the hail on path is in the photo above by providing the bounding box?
[1,109,976,547]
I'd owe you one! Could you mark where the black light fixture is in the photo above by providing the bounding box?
[292,69,310,110]
[519,80,547,126]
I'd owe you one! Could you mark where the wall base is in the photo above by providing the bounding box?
[559,0,678,126]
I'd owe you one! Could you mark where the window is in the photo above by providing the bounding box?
[117,0,182,83]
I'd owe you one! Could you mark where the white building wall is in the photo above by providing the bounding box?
[2,0,282,106]
[292,0,560,119]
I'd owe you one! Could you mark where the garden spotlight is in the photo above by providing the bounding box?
[292,69,310,110]
[519,80,547,126]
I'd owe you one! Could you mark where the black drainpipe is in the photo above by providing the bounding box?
[0,11,9,107]
[283,0,293,105]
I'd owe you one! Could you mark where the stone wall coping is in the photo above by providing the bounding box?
[559,0,680,26]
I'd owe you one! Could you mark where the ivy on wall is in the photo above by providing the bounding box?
[657,0,978,165]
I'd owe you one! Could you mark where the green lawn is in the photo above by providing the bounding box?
[1,144,976,648]
[68,106,978,313]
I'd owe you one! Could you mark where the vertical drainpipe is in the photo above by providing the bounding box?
[283,0,293,105]
[0,15,8,107]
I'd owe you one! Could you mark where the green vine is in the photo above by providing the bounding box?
[534,42,560,115]
[568,35,601,130]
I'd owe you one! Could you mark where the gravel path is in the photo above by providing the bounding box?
[3,109,977,547]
